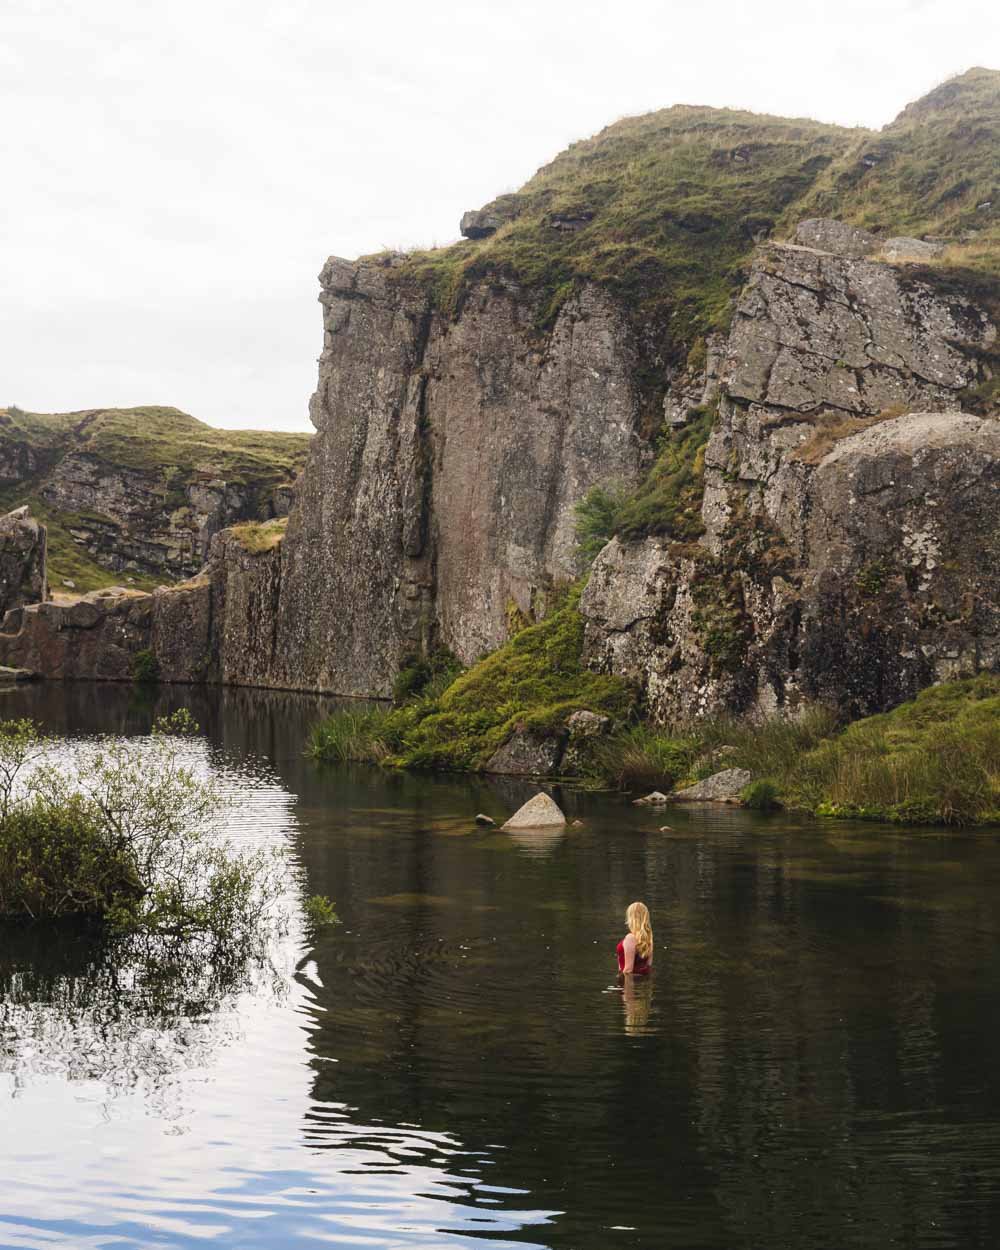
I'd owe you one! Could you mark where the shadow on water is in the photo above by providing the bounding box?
[2,682,1000,1248]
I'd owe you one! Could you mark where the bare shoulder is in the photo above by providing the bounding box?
[622,932,636,949]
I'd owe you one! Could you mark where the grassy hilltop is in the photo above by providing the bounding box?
[312,70,1000,824]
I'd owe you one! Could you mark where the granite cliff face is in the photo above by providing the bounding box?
[580,222,999,720]
[259,260,649,695]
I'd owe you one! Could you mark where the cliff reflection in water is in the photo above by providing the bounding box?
[2,682,1000,1249]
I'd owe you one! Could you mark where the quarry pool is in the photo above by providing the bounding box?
[1,683,999,1250]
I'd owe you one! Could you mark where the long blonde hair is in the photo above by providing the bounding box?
[626,901,653,959]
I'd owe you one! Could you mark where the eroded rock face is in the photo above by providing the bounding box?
[262,255,649,695]
[0,507,47,615]
[0,532,284,685]
[41,455,291,581]
[581,227,999,721]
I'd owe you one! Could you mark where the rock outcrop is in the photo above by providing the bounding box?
[672,769,752,802]
[3,71,999,730]
[0,507,47,615]
[0,406,309,586]
[581,223,999,720]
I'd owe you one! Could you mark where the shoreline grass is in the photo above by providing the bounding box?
[309,673,1000,828]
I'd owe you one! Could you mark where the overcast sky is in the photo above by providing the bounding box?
[2,0,998,432]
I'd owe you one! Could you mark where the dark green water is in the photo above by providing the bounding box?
[2,683,1000,1249]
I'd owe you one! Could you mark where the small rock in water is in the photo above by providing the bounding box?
[659,825,674,832]
[474,813,496,827]
[571,819,584,827]
[633,791,669,806]
[501,792,566,830]
[671,768,752,803]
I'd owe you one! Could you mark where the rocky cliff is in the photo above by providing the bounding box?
[1,71,998,727]
[580,221,999,720]
[0,406,310,591]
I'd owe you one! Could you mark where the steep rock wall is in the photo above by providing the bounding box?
[581,223,999,720]
[0,507,47,615]
[266,257,650,695]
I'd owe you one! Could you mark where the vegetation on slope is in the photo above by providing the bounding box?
[311,658,1000,827]
[228,516,288,554]
[589,677,1000,827]
[388,108,859,357]
[787,67,1000,263]
[308,590,635,772]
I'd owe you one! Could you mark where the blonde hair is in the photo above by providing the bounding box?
[626,901,653,959]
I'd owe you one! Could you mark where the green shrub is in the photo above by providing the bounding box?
[303,894,341,928]
[131,649,160,684]
[574,483,628,564]
[0,713,282,944]
[741,779,781,811]
[0,794,141,919]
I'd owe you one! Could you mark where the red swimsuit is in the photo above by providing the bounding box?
[616,939,652,975]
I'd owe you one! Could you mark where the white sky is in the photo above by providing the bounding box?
[2,0,999,432]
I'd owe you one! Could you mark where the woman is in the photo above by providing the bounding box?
[616,900,653,976]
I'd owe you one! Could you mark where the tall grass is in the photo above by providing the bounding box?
[306,706,397,764]
[785,677,1000,825]
[589,706,840,792]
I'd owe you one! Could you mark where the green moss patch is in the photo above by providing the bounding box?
[228,517,288,554]
[309,590,635,772]
[786,675,1000,826]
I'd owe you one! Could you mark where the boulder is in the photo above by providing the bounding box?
[501,792,566,830]
[567,709,612,736]
[671,768,752,803]
[474,813,496,827]
[633,791,669,806]
[460,209,503,239]
[485,727,566,777]
[793,218,878,258]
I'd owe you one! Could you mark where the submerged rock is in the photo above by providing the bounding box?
[474,813,496,827]
[672,769,752,803]
[501,792,566,830]
[633,791,669,806]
